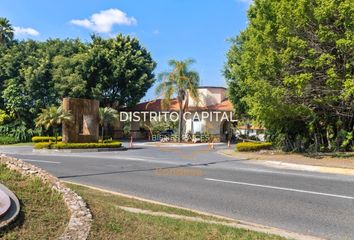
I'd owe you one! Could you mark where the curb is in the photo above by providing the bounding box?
[263,161,354,176]
[217,150,354,176]
[64,181,324,240]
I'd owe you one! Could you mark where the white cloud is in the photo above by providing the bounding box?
[71,8,137,33]
[153,29,160,35]
[14,26,40,36]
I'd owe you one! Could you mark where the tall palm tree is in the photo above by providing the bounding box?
[0,18,14,45]
[156,59,200,142]
[99,107,119,141]
[35,106,73,143]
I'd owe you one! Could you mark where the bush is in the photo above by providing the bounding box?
[0,136,19,145]
[34,141,122,149]
[0,121,36,142]
[34,142,53,149]
[32,136,62,143]
[236,142,272,152]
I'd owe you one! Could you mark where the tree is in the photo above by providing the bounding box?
[99,107,119,141]
[35,106,72,143]
[0,17,14,45]
[0,31,155,135]
[156,59,200,142]
[88,34,156,108]
[52,54,88,98]
[0,109,10,124]
[225,0,354,152]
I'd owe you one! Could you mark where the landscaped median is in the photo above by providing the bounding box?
[32,136,63,142]
[0,155,92,240]
[0,164,69,239]
[34,141,122,150]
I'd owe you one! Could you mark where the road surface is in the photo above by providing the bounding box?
[1,143,354,239]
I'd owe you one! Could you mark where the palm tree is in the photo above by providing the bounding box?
[156,59,200,142]
[35,106,73,143]
[99,107,119,141]
[0,18,14,45]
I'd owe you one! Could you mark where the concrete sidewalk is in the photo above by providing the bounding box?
[219,149,354,176]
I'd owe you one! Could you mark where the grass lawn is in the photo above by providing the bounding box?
[68,183,285,240]
[0,165,69,240]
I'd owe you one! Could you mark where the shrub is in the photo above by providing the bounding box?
[34,141,122,149]
[32,136,62,143]
[34,142,53,149]
[236,142,272,152]
[0,136,19,145]
[98,139,113,143]
[0,121,36,142]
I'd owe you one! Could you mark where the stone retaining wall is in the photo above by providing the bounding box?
[0,154,92,240]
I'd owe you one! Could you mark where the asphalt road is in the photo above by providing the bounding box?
[1,143,354,240]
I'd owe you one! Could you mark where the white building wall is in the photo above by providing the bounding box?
[188,88,226,107]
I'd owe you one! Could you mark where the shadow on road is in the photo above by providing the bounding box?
[58,159,242,179]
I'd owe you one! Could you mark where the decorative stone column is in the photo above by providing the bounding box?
[62,98,100,143]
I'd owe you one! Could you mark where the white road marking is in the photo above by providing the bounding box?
[22,159,61,164]
[205,178,354,200]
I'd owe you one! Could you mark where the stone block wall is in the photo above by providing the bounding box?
[62,98,99,143]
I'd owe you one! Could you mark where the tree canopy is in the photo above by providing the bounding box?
[0,18,156,138]
[225,0,354,152]
[0,17,13,45]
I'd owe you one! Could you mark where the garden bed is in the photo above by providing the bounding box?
[34,141,123,150]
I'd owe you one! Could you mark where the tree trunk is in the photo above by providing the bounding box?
[101,125,104,142]
[178,107,183,142]
[54,127,58,144]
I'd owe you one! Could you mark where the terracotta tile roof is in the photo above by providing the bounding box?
[238,125,265,130]
[130,98,234,112]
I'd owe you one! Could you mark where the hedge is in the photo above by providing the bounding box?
[34,142,53,149]
[0,136,18,145]
[32,136,62,143]
[34,141,122,150]
[236,142,272,152]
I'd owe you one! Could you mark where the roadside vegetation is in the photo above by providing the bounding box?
[0,165,69,240]
[68,183,285,240]
[0,17,156,142]
[236,142,273,152]
[34,141,122,150]
[225,0,354,153]
[156,59,200,142]
[32,105,122,149]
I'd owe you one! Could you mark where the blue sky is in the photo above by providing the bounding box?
[0,0,251,101]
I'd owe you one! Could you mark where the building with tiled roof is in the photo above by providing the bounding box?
[113,87,236,142]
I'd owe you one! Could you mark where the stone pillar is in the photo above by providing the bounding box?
[62,98,100,143]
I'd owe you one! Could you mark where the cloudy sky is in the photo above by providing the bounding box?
[1,0,251,101]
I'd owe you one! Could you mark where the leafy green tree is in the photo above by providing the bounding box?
[0,109,10,124]
[35,106,73,143]
[0,17,13,45]
[0,21,155,136]
[2,78,30,120]
[88,34,156,107]
[52,54,88,98]
[225,0,354,152]
[156,59,200,142]
[99,107,119,141]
